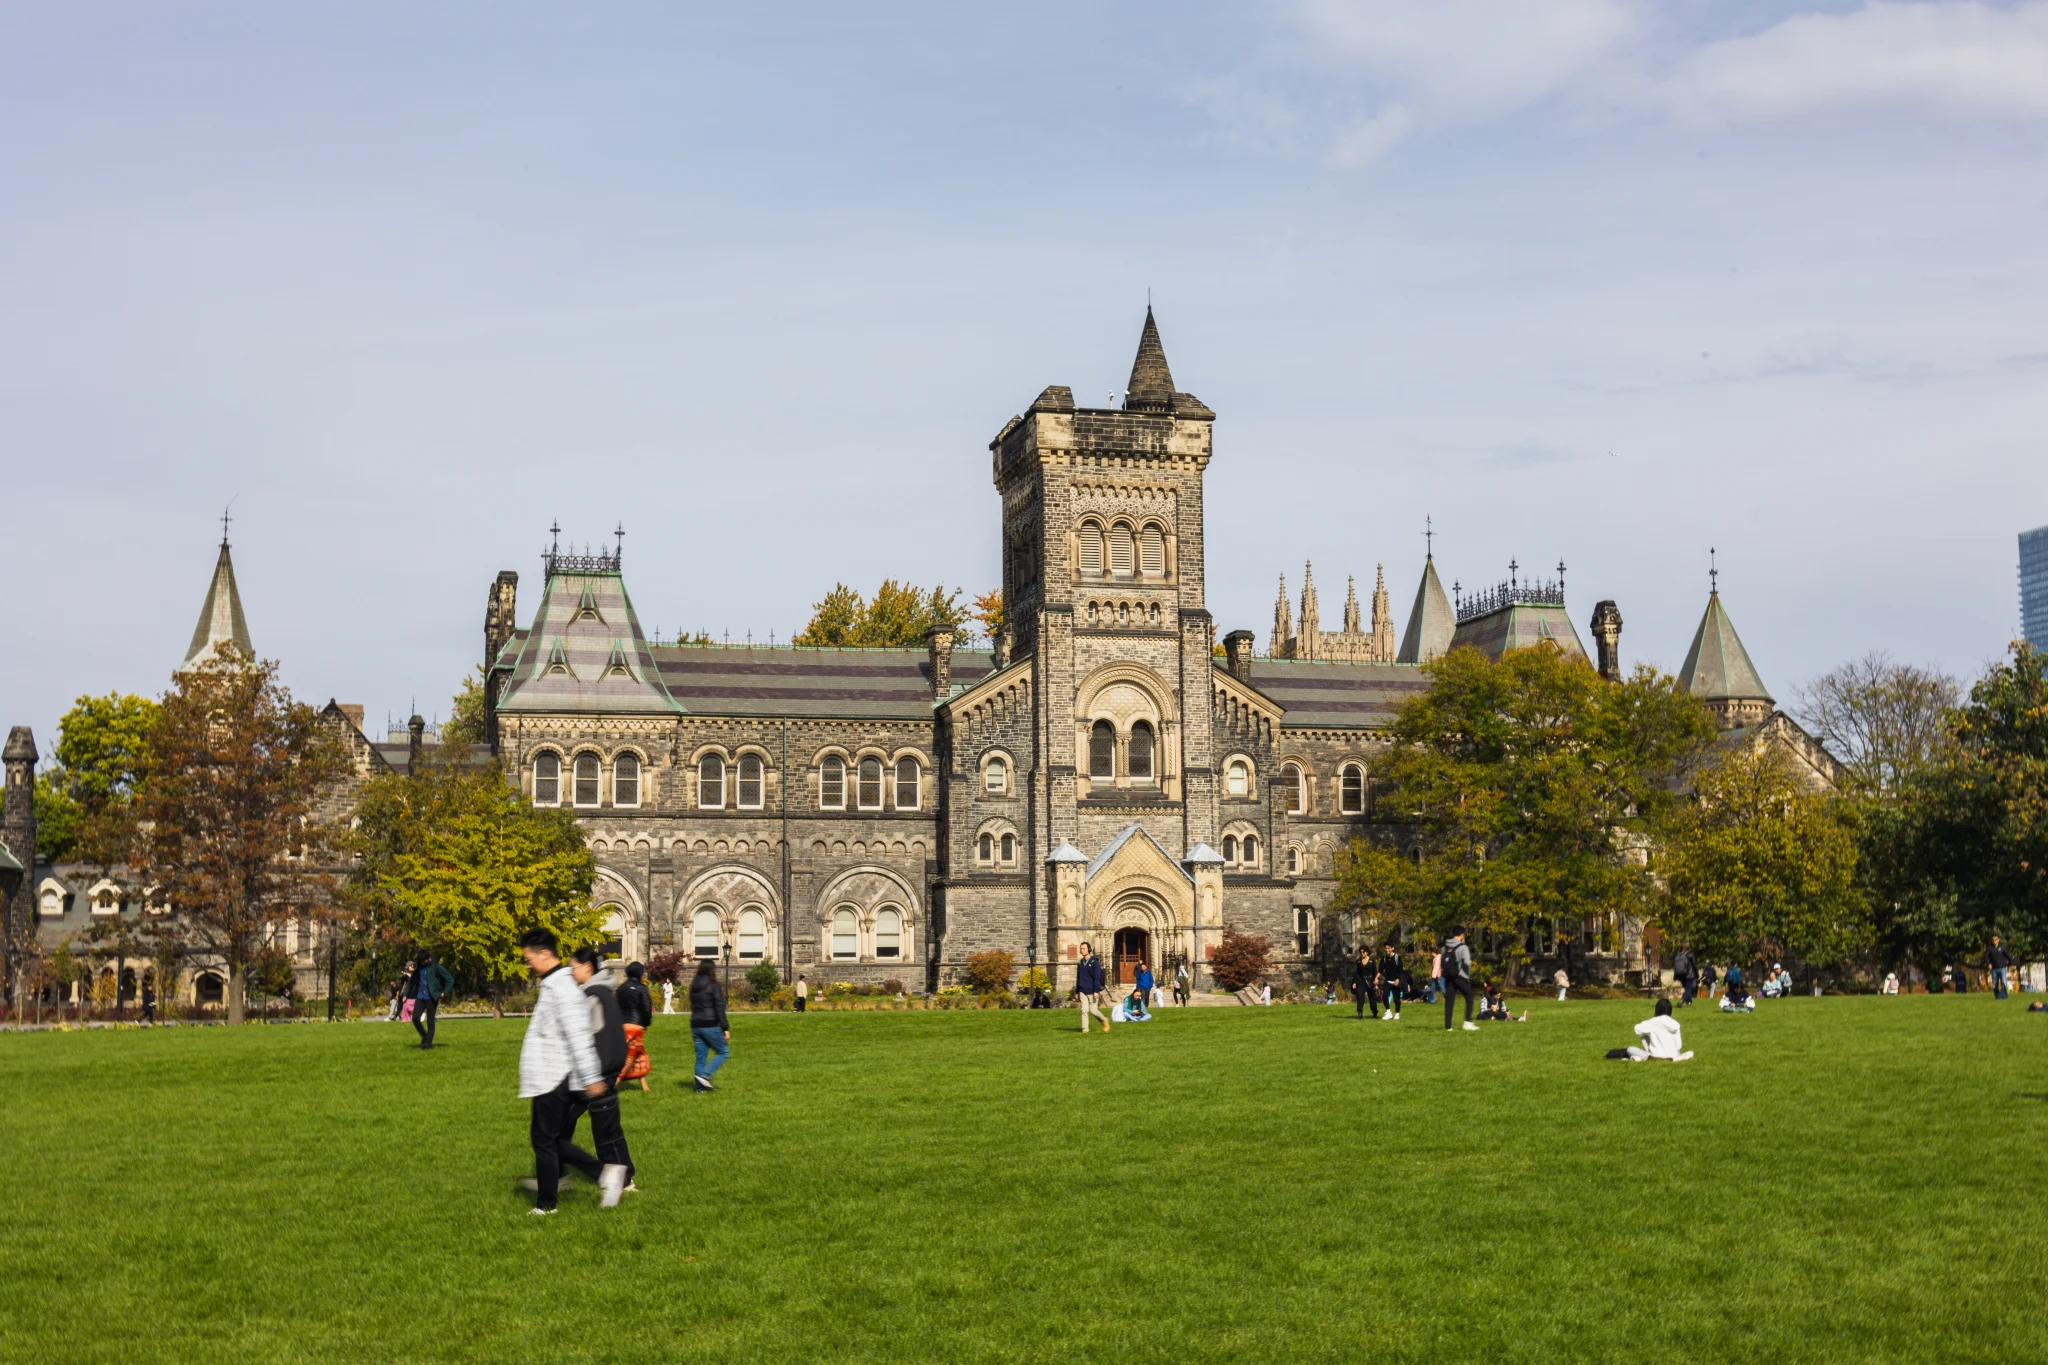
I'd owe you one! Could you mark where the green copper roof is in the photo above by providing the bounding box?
[1396,557,1456,664]
[180,541,254,672]
[1448,601,1588,663]
[495,569,683,715]
[1678,591,1772,703]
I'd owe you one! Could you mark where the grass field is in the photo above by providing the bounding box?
[1,994,2043,1363]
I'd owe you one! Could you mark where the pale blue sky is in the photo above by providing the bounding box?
[7,1,2047,745]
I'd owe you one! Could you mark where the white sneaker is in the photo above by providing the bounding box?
[528,1206,555,1217]
[1462,1021,1480,1032]
[1393,1012,1401,1020]
[599,1164,627,1209]
[622,1181,639,1194]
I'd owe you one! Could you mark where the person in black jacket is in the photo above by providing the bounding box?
[1350,948,1376,1019]
[1674,944,1699,1007]
[1075,943,1110,1033]
[687,959,731,1092]
[615,961,654,1092]
[1376,945,1405,1021]
[1988,936,2013,999]
[569,947,633,1203]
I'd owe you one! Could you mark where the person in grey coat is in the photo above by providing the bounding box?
[1441,932,1478,1032]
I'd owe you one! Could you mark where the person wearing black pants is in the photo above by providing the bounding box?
[412,952,453,1049]
[1674,944,1698,1007]
[570,947,635,1199]
[1351,949,1376,1019]
[1377,945,1405,1021]
[1442,932,1477,1031]
[515,928,614,1215]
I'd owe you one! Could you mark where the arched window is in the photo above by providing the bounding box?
[574,753,601,807]
[1282,763,1305,814]
[613,753,640,808]
[984,756,1008,795]
[1285,845,1300,874]
[1227,759,1250,798]
[1242,834,1259,867]
[875,907,902,959]
[1089,721,1115,779]
[1140,525,1164,575]
[1109,524,1134,576]
[831,907,859,960]
[1222,835,1238,864]
[1341,763,1365,814]
[894,758,920,810]
[820,755,846,809]
[1128,721,1155,780]
[857,758,884,810]
[737,754,764,809]
[1078,523,1103,576]
[979,832,995,863]
[698,754,726,809]
[533,752,561,805]
[1000,832,1016,863]
[737,907,766,962]
[692,908,722,959]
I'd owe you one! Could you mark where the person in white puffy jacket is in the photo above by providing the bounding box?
[1626,998,1693,1062]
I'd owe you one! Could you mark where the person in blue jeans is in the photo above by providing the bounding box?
[1988,937,2012,999]
[1135,962,1155,1010]
[686,959,730,1093]
[412,952,454,1049]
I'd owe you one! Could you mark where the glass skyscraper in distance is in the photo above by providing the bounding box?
[2023,526,2048,648]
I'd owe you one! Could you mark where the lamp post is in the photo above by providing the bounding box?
[721,939,731,1001]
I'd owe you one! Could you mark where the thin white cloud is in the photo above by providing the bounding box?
[1663,2,2048,125]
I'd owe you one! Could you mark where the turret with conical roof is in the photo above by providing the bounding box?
[181,533,255,673]
[1678,577,1774,731]
[1397,554,1456,664]
[1123,306,1176,413]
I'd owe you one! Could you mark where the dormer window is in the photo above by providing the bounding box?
[576,583,604,622]
[602,641,633,679]
[545,641,573,677]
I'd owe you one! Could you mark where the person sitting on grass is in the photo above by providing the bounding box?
[2028,1001,2047,1013]
[1720,978,1755,1013]
[1478,983,1511,1021]
[1120,987,1152,1022]
[1609,998,1694,1062]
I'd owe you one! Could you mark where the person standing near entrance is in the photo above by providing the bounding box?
[1442,932,1477,1032]
[688,959,731,1092]
[1076,943,1110,1033]
[1674,943,1698,1007]
[413,952,453,1049]
[1135,961,1156,1011]
[1988,937,2012,999]
[515,928,614,1216]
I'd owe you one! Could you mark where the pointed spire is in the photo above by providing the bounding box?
[1371,564,1397,661]
[1678,584,1772,716]
[1397,556,1456,665]
[180,538,255,673]
[1270,574,1293,657]
[1122,306,1176,413]
[1299,562,1321,660]
[1342,575,1362,635]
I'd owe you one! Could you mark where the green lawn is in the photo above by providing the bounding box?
[1,995,2043,1363]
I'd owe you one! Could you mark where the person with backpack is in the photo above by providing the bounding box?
[1442,932,1478,1032]
[1673,943,1698,1007]
[1075,943,1110,1033]
[411,952,453,1049]
[615,960,654,1093]
[1699,961,1718,1000]
[568,947,634,1203]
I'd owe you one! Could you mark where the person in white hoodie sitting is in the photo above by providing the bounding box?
[1618,998,1693,1062]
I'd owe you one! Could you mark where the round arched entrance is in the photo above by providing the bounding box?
[1108,891,1166,985]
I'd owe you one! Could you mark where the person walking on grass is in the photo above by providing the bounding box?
[569,947,636,1199]
[1988,937,2012,1000]
[515,928,623,1216]
[1700,961,1718,1001]
[1377,944,1405,1021]
[795,974,809,1013]
[412,952,453,1049]
[615,960,654,1092]
[1174,962,1191,1008]
[140,979,156,1026]
[687,958,731,1091]
[1427,948,1443,1006]
[1076,943,1110,1033]
[1674,943,1698,1008]
[1554,966,1570,1003]
[1351,947,1376,1020]
[1442,932,1478,1032]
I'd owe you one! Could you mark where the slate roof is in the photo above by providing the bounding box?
[1396,556,1456,664]
[494,570,682,715]
[652,645,991,720]
[1246,659,1431,730]
[1678,591,1772,703]
[181,541,254,672]
[1448,602,1588,663]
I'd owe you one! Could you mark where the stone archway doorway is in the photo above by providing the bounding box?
[1113,926,1151,985]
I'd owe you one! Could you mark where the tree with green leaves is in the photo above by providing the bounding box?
[350,751,600,1013]
[793,580,968,647]
[1332,645,1716,976]
[1660,744,1866,970]
[441,670,488,746]
[133,648,346,1025]
[33,693,162,863]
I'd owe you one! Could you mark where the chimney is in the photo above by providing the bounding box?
[1222,630,1256,684]
[337,703,366,733]
[927,623,957,701]
[408,714,426,774]
[1590,601,1624,683]
[3,727,38,952]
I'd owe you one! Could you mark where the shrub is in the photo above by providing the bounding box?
[882,978,906,996]
[964,950,1017,995]
[1210,930,1273,991]
[1017,967,1052,994]
[644,951,689,985]
[745,961,781,998]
